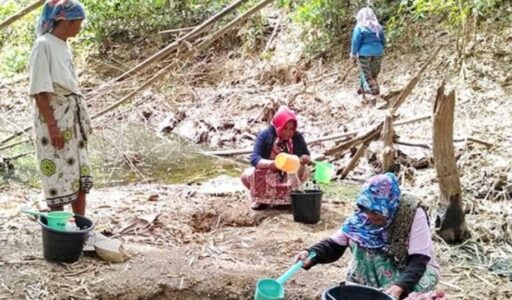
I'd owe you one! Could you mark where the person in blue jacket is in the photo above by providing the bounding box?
[241,106,310,210]
[351,7,386,96]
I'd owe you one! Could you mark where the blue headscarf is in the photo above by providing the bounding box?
[36,0,86,37]
[341,173,401,249]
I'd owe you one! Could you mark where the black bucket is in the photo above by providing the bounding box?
[38,214,95,263]
[322,284,394,300]
[290,189,322,224]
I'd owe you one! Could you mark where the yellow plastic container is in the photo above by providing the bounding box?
[275,153,300,174]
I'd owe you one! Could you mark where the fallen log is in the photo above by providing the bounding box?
[87,0,249,100]
[201,114,431,157]
[325,123,383,156]
[390,46,442,114]
[340,138,373,179]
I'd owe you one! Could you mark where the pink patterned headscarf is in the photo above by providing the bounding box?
[356,7,382,38]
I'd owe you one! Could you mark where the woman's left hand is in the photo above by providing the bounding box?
[300,155,310,165]
[386,285,404,300]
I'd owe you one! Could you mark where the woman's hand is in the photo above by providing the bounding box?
[48,123,64,150]
[288,173,302,188]
[299,155,310,165]
[294,250,314,269]
[268,160,278,171]
[386,285,404,300]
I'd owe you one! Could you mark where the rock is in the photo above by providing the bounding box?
[95,238,131,263]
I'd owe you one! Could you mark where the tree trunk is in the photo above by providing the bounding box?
[381,114,396,172]
[432,84,469,244]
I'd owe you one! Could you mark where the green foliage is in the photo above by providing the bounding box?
[402,0,507,26]
[79,0,228,44]
[0,0,236,77]
[277,0,509,55]
[0,0,37,76]
[278,0,360,54]
[238,14,270,53]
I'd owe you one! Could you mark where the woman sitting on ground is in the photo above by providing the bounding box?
[295,173,444,300]
[241,106,310,210]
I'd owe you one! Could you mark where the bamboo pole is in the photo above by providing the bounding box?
[340,138,373,179]
[201,114,431,157]
[0,0,44,31]
[92,0,249,88]
[390,46,442,114]
[159,26,196,35]
[91,0,274,120]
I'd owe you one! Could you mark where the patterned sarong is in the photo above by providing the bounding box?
[33,85,93,207]
[358,56,383,95]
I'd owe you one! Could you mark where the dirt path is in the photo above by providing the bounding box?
[1,20,512,300]
[2,177,512,300]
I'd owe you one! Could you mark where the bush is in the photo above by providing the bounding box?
[0,0,38,76]
[403,0,508,26]
[279,0,510,56]
[80,0,229,44]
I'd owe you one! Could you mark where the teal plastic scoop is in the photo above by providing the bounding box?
[254,252,316,300]
[21,208,73,230]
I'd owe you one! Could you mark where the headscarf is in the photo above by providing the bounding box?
[356,7,382,38]
[341,173,401,249]
[36,0,86,37]
[270,106,297,157]
[271,106,297,140]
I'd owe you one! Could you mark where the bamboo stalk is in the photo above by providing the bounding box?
[159,26,196,35]
[201,114,431,157]
[340,138,373,179]
[0,0,44,31]
[390,46,442,114]
[91,0,249,88]
[92,0,274,120]
[0,139,31,151]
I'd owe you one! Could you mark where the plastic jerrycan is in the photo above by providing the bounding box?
[274,153,300,174]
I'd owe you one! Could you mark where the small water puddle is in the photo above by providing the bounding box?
[0,125,243,188]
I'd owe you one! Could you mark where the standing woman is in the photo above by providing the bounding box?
[351,7,386,97]
[29,0,92,215]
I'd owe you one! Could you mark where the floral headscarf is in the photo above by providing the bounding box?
[341,173,401,249]
[356,7,382,38]
[36,0,86,37]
